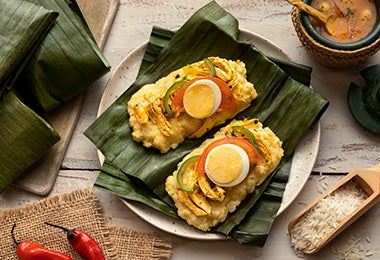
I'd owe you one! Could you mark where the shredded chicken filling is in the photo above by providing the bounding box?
[177,126,273,216]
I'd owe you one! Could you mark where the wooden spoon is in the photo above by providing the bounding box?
[288,163,380,254]
[286,0,336,35]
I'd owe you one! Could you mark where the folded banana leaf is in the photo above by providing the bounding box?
[0,92,60,192]
[0,0,58,97]
[0,0,59,192]
[348,64,380,135]
[98,160,179,218]
[85,1,329,246]
[12,0,110,112]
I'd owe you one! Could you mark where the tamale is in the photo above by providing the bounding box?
[13,0,111,112]
[0,0,59,192]
[0,92,60,192]
[0,0,58,96]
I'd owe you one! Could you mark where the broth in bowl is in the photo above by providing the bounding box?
[310,0,377,43]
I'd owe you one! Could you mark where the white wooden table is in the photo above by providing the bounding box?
[1,1,379,259]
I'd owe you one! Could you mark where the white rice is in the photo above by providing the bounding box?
[289,180,368,253]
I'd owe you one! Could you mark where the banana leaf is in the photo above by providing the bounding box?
[12,0,111,112]
[100,24,309,244]
[85,1,329,246]
[139,26,312,87]
[97,160,178,218]
[0,92,60,192]
[0,0,58,97]
[347,64,380,135]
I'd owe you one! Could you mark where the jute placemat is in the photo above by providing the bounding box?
[0,188,172,259]
[108,226,172,259]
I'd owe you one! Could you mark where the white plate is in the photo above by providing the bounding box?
[98,29,320,240]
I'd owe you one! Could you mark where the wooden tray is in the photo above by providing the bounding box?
[12,0,120,195]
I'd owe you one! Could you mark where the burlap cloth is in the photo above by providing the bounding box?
[0,188,172,259]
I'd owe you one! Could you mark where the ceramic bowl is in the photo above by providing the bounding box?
[291,0,380,68]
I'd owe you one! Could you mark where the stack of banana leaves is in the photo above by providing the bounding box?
[85,1,329,246]
[0,0,110,192]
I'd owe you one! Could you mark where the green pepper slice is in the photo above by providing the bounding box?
[204,58,215,77]
[176,155,200,193]
[163,80,186,116]
[231,125,265,158]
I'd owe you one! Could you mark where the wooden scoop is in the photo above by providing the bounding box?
[288,163,380,254]
[286,0,336,35]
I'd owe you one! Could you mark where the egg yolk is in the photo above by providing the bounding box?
[183,79,222,119]
[205,144,250,187]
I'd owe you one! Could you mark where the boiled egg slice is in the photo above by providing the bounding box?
[205,143,250,187]
[183,79,222,119]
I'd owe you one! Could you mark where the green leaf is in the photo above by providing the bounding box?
[0,92,60,192]
[12,0,111,112]
[0,0,58,96]
[347,64,380,135]
[267,57,312,86]
[137,26,176,77]
[139,26,312,87]
[96,160,178,218]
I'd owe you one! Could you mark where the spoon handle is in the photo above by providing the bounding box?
[355,164,380,199]
[287,0,329,24]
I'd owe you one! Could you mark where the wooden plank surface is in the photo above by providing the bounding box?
[3,1,379,259]
[12,0,120,195]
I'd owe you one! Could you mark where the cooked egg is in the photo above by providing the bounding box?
[183,79,222,119]
[205,143,250,187]
[128,57,257,154]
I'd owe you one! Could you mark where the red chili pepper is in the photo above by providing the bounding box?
[45,222,106,260]
[11,224,73,260]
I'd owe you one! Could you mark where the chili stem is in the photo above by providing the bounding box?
[11,224,20,246]
[45,222,70,233]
